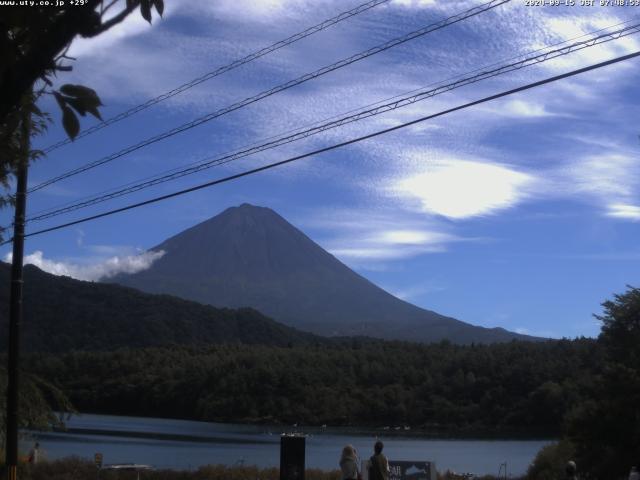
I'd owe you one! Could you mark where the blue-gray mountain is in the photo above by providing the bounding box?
[111,204,539,344]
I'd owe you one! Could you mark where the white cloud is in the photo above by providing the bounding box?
[68,7,161,58]
[390,281,445,301]
[539,14,640,74]
[301,207,466,263]
[500,99,550,118]
[570,154,638,198]
[3,250,165,281]
[606,203,640,220]
[390,157,535,219]
[327,224,460,261]
[391,0,436,7]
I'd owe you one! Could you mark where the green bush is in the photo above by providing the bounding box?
[525,440,575,480]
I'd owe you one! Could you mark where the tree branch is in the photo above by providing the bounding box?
[85,1,140,38]
[0,0,140,123]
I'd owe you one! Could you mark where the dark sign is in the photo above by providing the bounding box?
[94,453,103,468]
[388,461,435,480]
[280,434,306,480]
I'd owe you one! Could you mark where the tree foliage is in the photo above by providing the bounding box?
[0,0,164,125]
[0,0,165,234]
[525,440,576,480]
[566,286,640,479]
[22,338,599,435]
[0,367,74,449]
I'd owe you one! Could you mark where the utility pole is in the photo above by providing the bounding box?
[5,101,30,480]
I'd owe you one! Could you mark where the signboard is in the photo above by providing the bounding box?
[280,434,306,480]
[362,460,436,480]
[94,453,103,468]
[389,461,436,480]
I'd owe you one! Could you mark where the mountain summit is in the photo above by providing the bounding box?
[111,204,536,343]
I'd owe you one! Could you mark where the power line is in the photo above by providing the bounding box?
[5,49,637,245]
[25,21,640,223]
[41,0,392,154]
[29,0,510,194]
[28,15,639,221]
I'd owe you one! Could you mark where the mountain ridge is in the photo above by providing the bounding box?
[0,261,324,352]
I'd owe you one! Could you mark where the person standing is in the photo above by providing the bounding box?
[27,442,40,464]
[565,460,578,480]
[369,441,389,480]
[340,445,361,480]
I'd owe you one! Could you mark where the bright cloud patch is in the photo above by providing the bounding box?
[571,154,637,197]
[3,250,165,281]
[607,204,640,220]
[391,0,436,7]
[565,154,640,219]
[303,208,465,263]
[330,228,457,260]
[501,100,550,118]
[541,15,640,73]
[392,159,534,219]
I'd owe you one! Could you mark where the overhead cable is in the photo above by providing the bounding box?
[29,0,510,193]
[4,49,637,244]
[26,21,640,222]
[41,0,392,154]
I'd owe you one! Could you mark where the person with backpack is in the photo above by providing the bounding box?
[369,441,390,480]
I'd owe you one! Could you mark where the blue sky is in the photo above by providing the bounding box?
[2,0,639,338]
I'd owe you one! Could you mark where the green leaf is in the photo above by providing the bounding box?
[65,97,87,117]
[53,91,66,110]
[58,85,103,120]
[140,0,152,23]
[85,104,103,121]
[62,107,80,140]
[152,0,164,16]
[59,84,102,105]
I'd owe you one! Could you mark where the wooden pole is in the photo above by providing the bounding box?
[5,102,30,480]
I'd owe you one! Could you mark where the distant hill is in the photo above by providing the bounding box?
[112,203,539,344]
[0,262,322,353]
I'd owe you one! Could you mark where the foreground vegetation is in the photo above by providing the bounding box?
[1,458,517,480]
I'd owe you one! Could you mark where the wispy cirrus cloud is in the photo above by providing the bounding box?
[606,203,640,221]
[299,206,472,264]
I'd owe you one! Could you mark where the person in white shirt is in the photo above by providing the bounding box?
[27,442,40,464]
[339,445,361,480]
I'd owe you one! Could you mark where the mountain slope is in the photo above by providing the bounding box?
[112,204,538,344]
[0,261,322,353]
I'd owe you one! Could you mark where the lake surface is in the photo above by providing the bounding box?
[22,413,551,477]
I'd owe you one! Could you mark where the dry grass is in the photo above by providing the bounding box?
[0,458,520,480]
[2,458,343,480]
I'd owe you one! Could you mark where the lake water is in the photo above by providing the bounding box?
[22,413,551,477]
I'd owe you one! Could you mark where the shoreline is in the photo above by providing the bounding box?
[54,411,558,441]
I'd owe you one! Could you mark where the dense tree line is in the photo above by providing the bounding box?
[0,263,322,352]
[22,338,600,436]
[563,287,640,479]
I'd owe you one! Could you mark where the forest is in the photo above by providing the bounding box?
[2,285,638,478]
[21,338,599,435]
